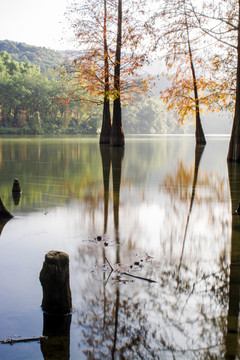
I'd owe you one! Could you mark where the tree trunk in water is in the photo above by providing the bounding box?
[225,162,240,358]
[195,104,206,145]
[189,39,206,145]
[184,1,206,145]
[100,98,111,144]
[100,0,111,144]
[110,0,125,147]
[228,0,240,162]
[40,250,72,315]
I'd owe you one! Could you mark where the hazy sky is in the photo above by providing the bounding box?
[0,0,75,50]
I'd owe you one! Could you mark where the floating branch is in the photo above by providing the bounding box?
[121,272,157,283]
[105,257,156,284]
[0,336,48,345]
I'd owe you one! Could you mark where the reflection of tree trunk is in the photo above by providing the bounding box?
[178,144,205,271]
[111,148,124,357]
[226,163,240,359]
[111,147,124,264]
[100,144,111,234]
[111,286,120,360]
[41,313,72,360]
[100,144,111,328]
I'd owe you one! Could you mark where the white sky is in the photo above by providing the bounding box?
[0,0,76,50]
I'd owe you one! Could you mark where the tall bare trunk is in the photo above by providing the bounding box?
[228,0,240,162]
[100,0,112,144]
[185,1,206,145]
[110,0,125,147]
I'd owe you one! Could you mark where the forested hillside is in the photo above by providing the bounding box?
[0,40,193,135]
[0,40,64,72]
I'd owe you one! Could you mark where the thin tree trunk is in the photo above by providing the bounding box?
[185,1,206,145]
[225,162,240,358]
[110,0,125,147]
[100,0,112,144]
[228,0,240,162]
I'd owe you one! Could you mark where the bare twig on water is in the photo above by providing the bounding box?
[121,272,157,283]
[0,336,48,345]
[105,257,114,272]
[105,257,156,284]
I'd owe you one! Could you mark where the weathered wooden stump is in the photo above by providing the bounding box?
[40,250,72,315]
[12,178,21,205]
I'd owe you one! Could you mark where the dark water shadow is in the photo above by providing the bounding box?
[100,144,124,359]
[178,144,205,271]
[41,313,72,360]
[225,163,240,359]
[0,218,11,236]
[100,144,111,235]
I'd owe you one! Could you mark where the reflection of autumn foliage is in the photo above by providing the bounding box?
[162,160,193,200]
[162,159,227,202]
[74,255,229,359]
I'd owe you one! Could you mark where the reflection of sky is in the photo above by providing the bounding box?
[0,135,232,359]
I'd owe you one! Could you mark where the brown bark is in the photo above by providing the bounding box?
[227,0,240,162]
[110,0,125,147]
[40,251,72,315]
[225,162,240,358]
[185,3,206,145]
[100,0,112,144]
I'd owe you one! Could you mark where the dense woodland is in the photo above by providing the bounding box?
[0,40,188,135]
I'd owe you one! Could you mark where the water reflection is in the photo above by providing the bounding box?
[74,139,231,359]
[0,136,235,360]
[41,313,72,360]
[179,144,205,270]
[226,163,240,359]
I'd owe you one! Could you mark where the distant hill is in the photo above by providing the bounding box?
[0,40,65,72]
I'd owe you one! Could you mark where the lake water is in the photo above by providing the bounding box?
[0,134,238,359]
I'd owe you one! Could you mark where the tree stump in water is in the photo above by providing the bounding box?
[40,251,72,315]
[12,178,21,194]
[12,178,21,205]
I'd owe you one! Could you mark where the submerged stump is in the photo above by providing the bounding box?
[12,178,21,194]
[12,178,21,205]
[40,250,72,315]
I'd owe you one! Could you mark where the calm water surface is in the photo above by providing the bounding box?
[0,135,238,359]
